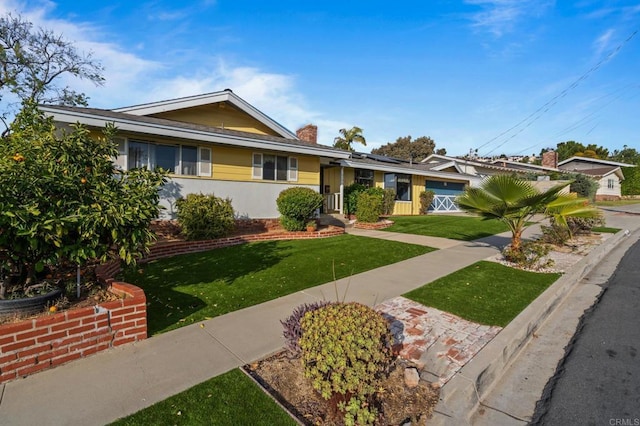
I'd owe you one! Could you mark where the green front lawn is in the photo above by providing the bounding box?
[383,215,511,241]
[404,261,561,327]
[110,369,295,426]
[124,234,434,335]
[596,199,640,207]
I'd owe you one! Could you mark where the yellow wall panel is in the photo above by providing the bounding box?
[212,145,319,184]
[150,103,281,137]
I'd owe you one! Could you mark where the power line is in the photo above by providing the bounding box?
[477,27,638,157]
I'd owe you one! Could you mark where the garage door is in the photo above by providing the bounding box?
[425,180,465,212]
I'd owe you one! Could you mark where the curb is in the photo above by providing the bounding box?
[430,229,632,424]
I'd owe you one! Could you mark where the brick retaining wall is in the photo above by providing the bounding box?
[0,281,146,384]
[145,226,344,262]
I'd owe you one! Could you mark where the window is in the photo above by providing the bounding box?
[607,178,615,189]
[113,138,126,170]
[156,145,178,173]
[198,147,212,177]
[181,145,197,176]
[384,173,411,201]
[355,169,374,187]
[125,139,209,176]
[252,153,298,181]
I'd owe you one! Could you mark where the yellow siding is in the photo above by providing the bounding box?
[322,167,354,194]
[213,145,319,184]
[149,103,281,136]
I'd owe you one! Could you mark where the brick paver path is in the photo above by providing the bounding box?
[376,296,502,386]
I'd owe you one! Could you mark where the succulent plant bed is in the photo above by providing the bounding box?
[244,351,440,425]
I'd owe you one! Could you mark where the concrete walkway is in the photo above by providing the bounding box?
[0,214,614,426]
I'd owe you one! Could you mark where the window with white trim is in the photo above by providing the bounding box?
[384,173,412,201]
[355,169,374,187]
[252,153,298,181]
[124,139,211,176]
[607,178,615,189]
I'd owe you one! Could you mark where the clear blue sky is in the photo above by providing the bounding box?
[2,0,639,157]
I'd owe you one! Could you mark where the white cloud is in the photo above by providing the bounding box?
[593,28,615,58]
[464,0,553,37]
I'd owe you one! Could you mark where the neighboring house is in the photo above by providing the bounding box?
[558,156,635,201]
[322,153,479,214]
[421,154,546,178]
[40,90,350,219]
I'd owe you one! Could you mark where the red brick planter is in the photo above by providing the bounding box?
[0,281,147,384]
[354,220,394,230]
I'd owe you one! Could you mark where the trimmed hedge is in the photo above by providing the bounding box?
[276,187,323,231]
[176,193,235,240]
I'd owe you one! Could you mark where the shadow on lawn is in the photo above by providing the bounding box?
[123,241,287,334]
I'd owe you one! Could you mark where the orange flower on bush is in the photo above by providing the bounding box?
[80,177,87,184]
[12,153,25,162]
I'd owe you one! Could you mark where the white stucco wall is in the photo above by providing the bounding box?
[159,177,319,219]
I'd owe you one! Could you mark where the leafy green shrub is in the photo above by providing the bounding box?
[299,302,393,424]
[0,103,166,297]
[621,167,640,196]
[276,187,323,231]
[382,188,396,216]
[419,190,435,214]
[280,301,333,357]
[540,224,571,245]
[541,215,605,245]
[567,173,599,201]
[356,191,383,223]
[503,241,553,270]
[344,183,367,216]
[175,193,235,240]
[566,216,605,234]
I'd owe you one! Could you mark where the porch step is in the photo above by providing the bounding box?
[319,213,352,228]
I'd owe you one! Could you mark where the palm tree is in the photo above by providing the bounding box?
[456,175,600,255]
[333,126,366,151]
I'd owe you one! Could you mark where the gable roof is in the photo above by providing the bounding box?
[112,89,297,140]
[558,156,636,168]
[575,166,620,178]
[490,159,558,172]
[40,104,351,159]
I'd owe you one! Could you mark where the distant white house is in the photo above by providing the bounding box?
[558,156,636,201]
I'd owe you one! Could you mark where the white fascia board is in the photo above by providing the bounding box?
[558,156,637,168]
[339,160,471,182]
[113,92,231,114]
[112,91,297,140]
[43,108,350,159]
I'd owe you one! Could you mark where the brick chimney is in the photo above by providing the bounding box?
[296,124,317,144]
[542,150,558,169]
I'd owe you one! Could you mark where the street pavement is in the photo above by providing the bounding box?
[530,236,640,425]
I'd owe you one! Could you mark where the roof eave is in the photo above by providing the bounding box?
[338,159,473,181]
[41,107,350,159]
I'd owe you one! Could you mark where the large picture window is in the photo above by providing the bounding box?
[384,173,411,201]
[126,139,209,176]
[252,153,298,182]
[354,169,374,187]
